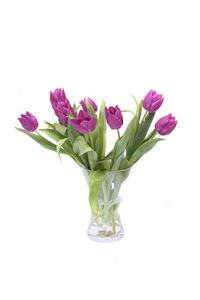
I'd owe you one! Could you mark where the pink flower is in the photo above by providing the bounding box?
[50,88,76,126]
[143,90,164,113]
[80,97,98,112]
[70,110,96,133]
[155,114,177,135]
[18,112,38,132]
[105,105,123,129]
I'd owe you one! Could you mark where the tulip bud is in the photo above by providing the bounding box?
[50,88,76,126]
[155,114,177,135]
[105,105,123,130]
[70,110,96,133]
[143,90,164,113]
[80,97,98,112]
[18,112,38,132]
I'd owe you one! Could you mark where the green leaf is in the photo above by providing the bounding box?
[89,170,107,215]
[57,138,69,161]
[126,112,155,160]
[111,116,138,170]
[15,127,66,154]
[72,102,78,114]
[68,119,89,168]
[39,129,65,142]
[54,123,67,135]
[73,136,98,170]
[67,118,80,143]
[129,138,164,165]
[136,98,143,122]
[95,99,107,160]
[130,93,139,109]
[43,121,55,128]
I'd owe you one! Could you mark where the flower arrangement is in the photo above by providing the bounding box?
[16,88,177,241]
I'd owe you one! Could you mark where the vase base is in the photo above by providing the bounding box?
[87,224,124,243]
[88,232,124,243]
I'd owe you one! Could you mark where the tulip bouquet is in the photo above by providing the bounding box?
[16,89,177,242]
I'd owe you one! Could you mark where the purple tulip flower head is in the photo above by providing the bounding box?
[105,105,123,130]
[155,114,177,135]
[143,90,164,113]
[18,112,38,132]
[70,110,96,134]
[80,97,98,112]
[50,88,76,126]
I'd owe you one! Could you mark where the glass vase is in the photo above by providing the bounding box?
[81,167,132,242]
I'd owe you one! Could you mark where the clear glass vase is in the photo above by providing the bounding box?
[81,167,132,242]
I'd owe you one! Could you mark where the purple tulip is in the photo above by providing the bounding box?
[70,110,96,133]
[105,105,123,129]
[155,114,177,135]
[50,88,76,126]
[80,97,98,112]
[18,112,38,132]
[143,90,164,113]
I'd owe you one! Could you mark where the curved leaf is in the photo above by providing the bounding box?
[73,136,98,170]
[15,127,66,154]
[129,138,164,165]
[54,123,67,135]
[39,129,65,142]
[89,170,107,215]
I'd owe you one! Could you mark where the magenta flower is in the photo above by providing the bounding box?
[50,88,76,126]
[105,105,123,129]
[70,110,96,133]
[143,90,164,113]
[155,114,177,135]
[80,97,98,112]
[18,112,38,132]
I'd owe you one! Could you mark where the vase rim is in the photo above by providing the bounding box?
[80,165,132,173]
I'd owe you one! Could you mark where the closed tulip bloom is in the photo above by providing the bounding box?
[50,88,76,126]
[70,110,96,133]
[143,90,164,113]
[155,114,177,135]
[105,105,123,129]
[18,112,38,132]
[80,97,98,112]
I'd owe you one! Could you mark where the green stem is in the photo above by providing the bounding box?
[36,130,43,138]
[111,206,116,235]
[140,111,148,124]
[117,129,120,140]
[144,129,157,142]
[89,132,94,149]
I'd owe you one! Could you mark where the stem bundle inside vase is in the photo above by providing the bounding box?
[16,89,177,241]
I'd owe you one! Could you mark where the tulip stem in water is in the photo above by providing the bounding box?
[117,129,120,140]
[89,132,94,149]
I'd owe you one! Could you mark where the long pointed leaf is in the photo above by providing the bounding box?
[126,112,155,160]
[16,127,66,154]
[111,116,138,170]
[129,138,164,165]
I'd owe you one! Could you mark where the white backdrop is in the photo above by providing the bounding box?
[0,0,200,299]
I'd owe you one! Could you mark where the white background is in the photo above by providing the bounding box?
[0,0,200,299]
